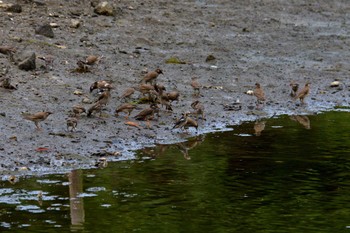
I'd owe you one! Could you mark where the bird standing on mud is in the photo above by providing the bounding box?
[115,103,136,120]
[72,105,86,118]
[141,68,163,84]
[87,90,111,117]
[173,112,189,130]
[22,111,53,130]
[134,104,159,128]
[191,100,205,120]
[294,83,310,105]
[90,80,113,93]
[66,117,78,132]
[289,81,299,98]
[253,83,265,109]
[120,87,135,100]
[191,76,201,96]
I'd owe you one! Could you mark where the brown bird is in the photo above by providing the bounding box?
[66,117,78,132]
[115,103,136,120]
[166,91,180,103]
[72,104,86,117]
[87,90,111,117]
[134,104,159,128]
[184,117,198,131]
[191,76,201,96]
[294,83,310,105]
[87,102,104,117]
[139,83,155,96]
[22,111,53,130]
[90,80,113,93]
[191,100,205,120]
[94,89,111,105]
[0,46,16,55]
[154,83,172,111]
[173,112,189,130]
[120,87,135,99]
[253,83,265,109]
[85,55,102,65]
[141,68,163,84]
[290,81,299,98]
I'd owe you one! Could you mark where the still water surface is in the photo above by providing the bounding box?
[1,111,350,233]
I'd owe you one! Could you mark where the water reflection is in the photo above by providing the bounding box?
[140,135,206,160]
[290,115,311,129]
[68,170,85,231]
[254,120,266,136]
[0,112,350,233]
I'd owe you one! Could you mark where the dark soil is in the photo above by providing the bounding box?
[0,0,349,175]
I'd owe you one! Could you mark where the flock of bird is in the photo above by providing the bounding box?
[18,65,211,133]
[17,59,311,133]
[0,48,313,133]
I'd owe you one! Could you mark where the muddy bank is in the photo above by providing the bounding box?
[0,0,349,175]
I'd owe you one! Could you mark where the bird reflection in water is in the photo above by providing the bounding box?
[254,120,266,136]
[140,135,205,160]
[290,115,311,129]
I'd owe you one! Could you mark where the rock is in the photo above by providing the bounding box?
[70,19,81,28]
[206,54,216,62]
[6,4,22,13]
[35,24,54,38]
[94,1,115,16]
[18,52,36,71]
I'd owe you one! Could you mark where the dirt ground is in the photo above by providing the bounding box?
[0,0,349,175]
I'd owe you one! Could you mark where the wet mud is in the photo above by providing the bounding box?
[0,0,349,175]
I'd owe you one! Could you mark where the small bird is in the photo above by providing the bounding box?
[85,55,102,65]
[90,80,113,93]
[87,102,104,117]
[290,81,299,98]
[253,83,265,109]
[154,84,172,111]
[166,91,180,103]
[191,100,205,120]
[294,83,310,105]
[184,116,198,132]
[120,87,135,100]
[139,83,155,96]
[134,104,159,128]
[173,112,189,130]
[66,117,78,132]
[191,76,201,96]
[115,103,136,120]
[141,68,163,84]
[72,104,86,117]
[22,111,53,130]
[94,89,111,105]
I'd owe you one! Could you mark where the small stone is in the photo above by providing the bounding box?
[6,4,22,13]
[35,24,54,38]
[70,19,81,28]
[73,90,83,95]
[330,81,340,87]
[49,22,59,28]
[82,97,92,104]
[18,52,36,71]
[206,54,216,62]
[94,1,115,16]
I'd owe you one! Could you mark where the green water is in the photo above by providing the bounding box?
[1,112,350,233]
